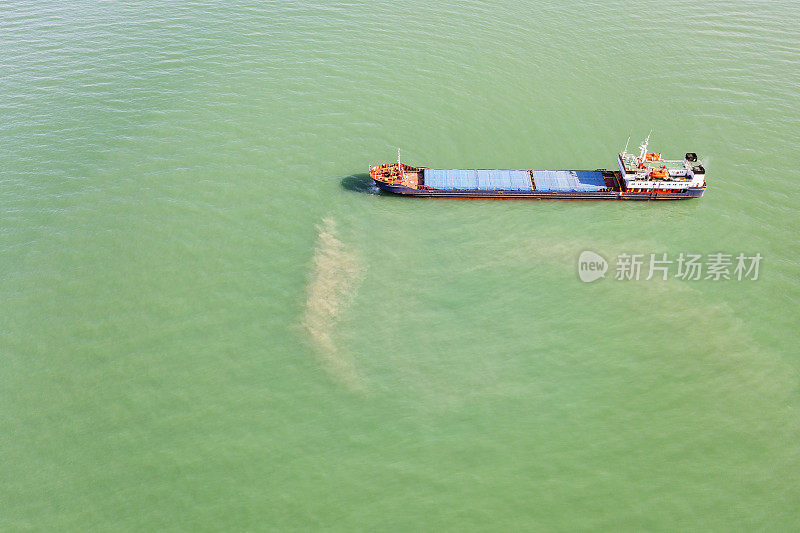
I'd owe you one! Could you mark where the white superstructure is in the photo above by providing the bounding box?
[617,134,705,191]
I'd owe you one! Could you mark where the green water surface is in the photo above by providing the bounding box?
[2,1,799,530]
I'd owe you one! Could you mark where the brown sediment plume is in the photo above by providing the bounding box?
[302,218,365,390]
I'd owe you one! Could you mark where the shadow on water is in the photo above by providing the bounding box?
[341,173,381,195]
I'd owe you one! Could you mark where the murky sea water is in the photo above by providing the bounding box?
[2,1,799,529]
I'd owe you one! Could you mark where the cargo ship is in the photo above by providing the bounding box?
[369,135,706,200]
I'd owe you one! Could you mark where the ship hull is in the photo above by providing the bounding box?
[374,181,706,200]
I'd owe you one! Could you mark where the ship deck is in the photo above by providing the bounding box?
[420,168,624,192]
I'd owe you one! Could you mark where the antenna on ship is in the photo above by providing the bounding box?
[397,147,405,180]
[623,134,631,156]
[639,130,652,161]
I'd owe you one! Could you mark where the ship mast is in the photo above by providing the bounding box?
[638,130,652,161]
[398,148,404,180]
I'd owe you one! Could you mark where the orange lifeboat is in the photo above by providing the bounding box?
[645,152,661,161]
[650,169,667,179]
